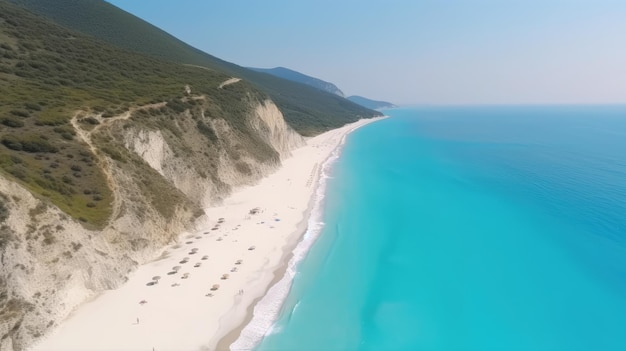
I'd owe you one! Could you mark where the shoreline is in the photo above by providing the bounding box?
[221,116,384,351]
[30,117,384,351]
[214,192,312,351]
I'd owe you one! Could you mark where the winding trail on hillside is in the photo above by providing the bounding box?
[219,77,241,89]
[70,102,166,223]
[182,64,215,72]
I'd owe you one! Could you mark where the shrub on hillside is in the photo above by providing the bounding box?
[2,135,58,153]
[166,98,187,113]
[21,138,58,153]
[196,120,218,142]
[81,117,99,125]
[24,102,42,111]
[10,109,30,118]
[2,135,22,151]
[1,117,25,128]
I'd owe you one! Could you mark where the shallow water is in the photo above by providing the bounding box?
[255,106,626,351]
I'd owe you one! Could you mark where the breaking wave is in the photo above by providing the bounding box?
[230,137,347,351]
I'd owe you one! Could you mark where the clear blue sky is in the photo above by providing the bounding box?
[107,0,626,105]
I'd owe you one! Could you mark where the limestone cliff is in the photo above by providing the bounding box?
[0,95,303,351]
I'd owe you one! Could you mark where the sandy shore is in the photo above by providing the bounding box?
[30,117,382,351]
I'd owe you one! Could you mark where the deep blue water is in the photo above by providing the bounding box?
[255,106,626,351]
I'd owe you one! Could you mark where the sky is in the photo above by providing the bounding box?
[106,0,626,105]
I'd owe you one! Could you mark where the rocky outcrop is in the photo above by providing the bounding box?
[250,100,305,159]
[0,95,303,351]
[0,172,196,351]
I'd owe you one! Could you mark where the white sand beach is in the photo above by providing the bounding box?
[30,117,382,351]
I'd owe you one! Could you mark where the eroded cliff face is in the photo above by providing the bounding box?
[250,100,305,159]
[0,96,303,351]
[122,99,304,207]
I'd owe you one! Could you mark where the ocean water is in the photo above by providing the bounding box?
[253,106,626,351]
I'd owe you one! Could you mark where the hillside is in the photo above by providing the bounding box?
[249,67,345,97]
[9,0,381,136]
[0,0,277,227]
[0,1,307,349]
[347,95,396,109]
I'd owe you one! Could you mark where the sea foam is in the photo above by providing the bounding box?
[230,142,344,351]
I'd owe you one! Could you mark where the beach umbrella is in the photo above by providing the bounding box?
[173,266,181,272]
[221,274,230,280]
[152,276,161,283]
[211,284,220,291]
[235,259,242,265]
[248,246,256,251]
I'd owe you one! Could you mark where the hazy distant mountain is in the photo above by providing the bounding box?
[8,0,381,136]
[347,96,396,109]
[249,67,345,97]
[250,67,396,110]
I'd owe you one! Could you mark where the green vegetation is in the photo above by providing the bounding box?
[0,1,270,227]
[249,66,345,97]
[10,0,382,136]
[0,0,381,228]
[347,95,396,109]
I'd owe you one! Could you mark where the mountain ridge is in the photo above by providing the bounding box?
[248,66,345,97]
[247,65,396,111]
[347,95,396,109]
[9,0,381,136]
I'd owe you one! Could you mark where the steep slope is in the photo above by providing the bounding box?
[9,0,382,136]
[347,95,396,109]
[249,67,345,97]
[0,2,304,349]
[0,0,282,227]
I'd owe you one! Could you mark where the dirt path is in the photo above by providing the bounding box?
[70,102,167,223]
[218,78,241,89]
[182,64,215,72]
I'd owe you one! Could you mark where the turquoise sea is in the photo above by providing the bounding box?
[254,106,626,350]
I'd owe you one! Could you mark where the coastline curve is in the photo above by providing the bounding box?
[225,117,386,351]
